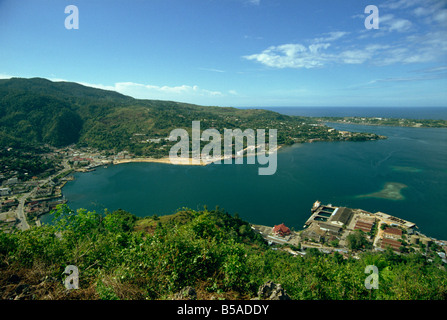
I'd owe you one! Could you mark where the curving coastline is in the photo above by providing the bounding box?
[112,146,283,167]
[112,157,210,166]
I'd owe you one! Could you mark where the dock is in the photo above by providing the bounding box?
[304,202,339,227]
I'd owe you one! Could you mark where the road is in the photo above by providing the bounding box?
[15,191,31,231]
[14,159,71,231]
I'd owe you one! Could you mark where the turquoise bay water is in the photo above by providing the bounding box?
[47,121,447,240]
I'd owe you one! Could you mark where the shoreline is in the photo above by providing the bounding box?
[112,146,283,167]
[113,157,210,166]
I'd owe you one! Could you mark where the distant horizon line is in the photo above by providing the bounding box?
[237,106,447,109]
[1,76,446,109]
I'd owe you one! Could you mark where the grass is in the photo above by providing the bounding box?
[134,210,195,234]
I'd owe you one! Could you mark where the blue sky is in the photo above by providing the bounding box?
[0,0,446,107]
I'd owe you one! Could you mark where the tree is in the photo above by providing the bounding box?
[346,230,371,251]
[330,239,339,247]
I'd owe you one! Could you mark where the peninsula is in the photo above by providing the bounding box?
[316,116,447,128]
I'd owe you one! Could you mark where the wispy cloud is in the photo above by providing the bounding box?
[198,67,226,73]
[0,74,224,102]
[416,65,447,74]
[244,34,446,69]
[242,34,390,68]
[64,79,224,102]
[243,42,333,69]
[107,82,223,100]
[369,73,447,85]
[314,31,350,43]
[381,0,426,10]
[349,65,447,90]
[379,14,413,32]
[243,0,447,71]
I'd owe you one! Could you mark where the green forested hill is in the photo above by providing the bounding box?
[0,78,382,156]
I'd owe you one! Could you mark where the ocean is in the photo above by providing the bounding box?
[241,106,447,120]
[42,107,447,240]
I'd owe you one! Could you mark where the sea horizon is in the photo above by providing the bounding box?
[237,106,447,120]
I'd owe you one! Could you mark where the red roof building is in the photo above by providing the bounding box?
[383,227,403,239]
[354,219,374,233]
[381,238,402,252]
[272,223,291,237]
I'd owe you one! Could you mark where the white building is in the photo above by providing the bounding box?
[0,187,11,196]
[6,177,19,185]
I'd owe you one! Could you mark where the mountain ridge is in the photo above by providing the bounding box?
[0,77,346,153]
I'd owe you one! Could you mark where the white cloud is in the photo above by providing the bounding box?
[355,69,447,89]
[338,50,372,64]
[388,19,413,32]
[198,67,225,73]
[67,80,223,103]
[433,9,447,26]
[109,82,223,100]
[412,1,447,24]
[417,65,447,74]
[0,74,223,103]
[314,31,349,42]
[243,41,387,69]
[243,42,333,69]
[382,0,425,10]
[242,31,391,69]
[244,34,446,68]
[379,14,413,32]
[244,2,447,72]
[413,6,435,17]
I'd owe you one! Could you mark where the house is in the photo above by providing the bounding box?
[354,219,374,233]
[0,187,11,196]
[329,207,353,226]
[319,222,342,234]
[272,223,291,237]
[6,177,19,185]
[381,238,402,252]
[1,199,18,209]
[383,227,402,239]
[302,225,326,243]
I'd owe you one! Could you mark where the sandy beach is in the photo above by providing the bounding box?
[112,146,282,167]
[112,157,219,166]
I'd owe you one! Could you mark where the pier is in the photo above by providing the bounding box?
[304,201,339,227]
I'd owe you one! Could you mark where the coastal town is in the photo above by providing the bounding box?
[251,201,447,263]
[0,146,120,232]
[1,144,447,264]
[0,142,242,231]
[0,138,285,233]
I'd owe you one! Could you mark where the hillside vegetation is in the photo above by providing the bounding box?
[1,205,446,300]
[0,78,382,156]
